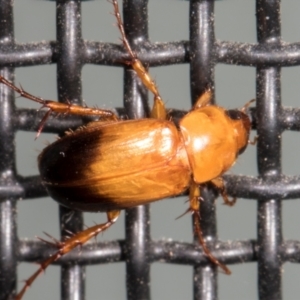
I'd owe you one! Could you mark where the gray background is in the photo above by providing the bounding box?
[13,0,300,299]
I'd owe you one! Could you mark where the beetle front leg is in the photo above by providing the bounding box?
[189,181,231,275]
[211,177,237,207]
[111,0,167,120]
[15,210,120,300]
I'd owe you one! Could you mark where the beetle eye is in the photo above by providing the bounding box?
[226,109,251,156]
[226,109,243,120]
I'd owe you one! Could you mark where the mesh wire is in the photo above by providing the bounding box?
[0,0,299,300]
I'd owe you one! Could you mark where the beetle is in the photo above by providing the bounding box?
[2,1,252,299]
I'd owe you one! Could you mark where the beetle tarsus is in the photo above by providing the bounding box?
[15,252,63,300]
[189,181,231,274]
[111,0,136,59]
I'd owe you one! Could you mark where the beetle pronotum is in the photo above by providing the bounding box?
[3,1,253,299]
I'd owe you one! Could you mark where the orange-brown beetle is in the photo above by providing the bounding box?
[3,1,252,299]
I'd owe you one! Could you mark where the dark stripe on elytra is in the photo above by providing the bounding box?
[45,184,127,212]
[38,127,111,183]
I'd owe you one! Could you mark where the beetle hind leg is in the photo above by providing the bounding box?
[189,181,231,274]
[0,76,119,138]
[15,210,120,300]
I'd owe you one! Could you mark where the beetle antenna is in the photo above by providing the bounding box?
[241,98,255,113]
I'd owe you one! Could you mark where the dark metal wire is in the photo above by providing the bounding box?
[0,0,298,299]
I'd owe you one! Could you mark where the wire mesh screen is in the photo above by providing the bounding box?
[1,0,300,299]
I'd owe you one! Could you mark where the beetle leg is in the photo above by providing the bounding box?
[0,75,118,132]
[189,181,231,274]
[210,177,237,206]
[111,0,167,120]
[85,118,118,128]
[192,88,213,109]
[15,210,120,300]
[150,96,167,120]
